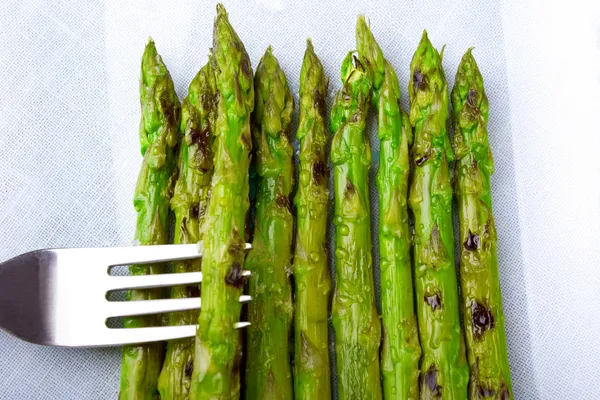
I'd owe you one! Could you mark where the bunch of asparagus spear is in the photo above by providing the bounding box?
[119,4,513,399]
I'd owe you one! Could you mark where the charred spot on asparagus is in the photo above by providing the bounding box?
[478,385,495,398]
[225,262,244,288]
[464,230,480,251]
[413,69,426,91]
[472,301,495,339]
[185,360,193,378]
[467,88,477,108]
[424,365,442,396]
[425,292,443,311]
[416,154,428,166]
[312,160,326,184]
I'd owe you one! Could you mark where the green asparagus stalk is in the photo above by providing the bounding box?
[157,60,217,400]
[190,5,253,400]
[244,47,295,400]
[407,31,469,399]
[293,39,332,400]
[119,39,180,400]
[356,16,421,399]
[452,49,513,400]
[330,51,382,400]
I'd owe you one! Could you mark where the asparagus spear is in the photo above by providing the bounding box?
[157,60,217,400]
[407,31,469,399]
[293,39,332,400]
[356,16,421,399]
[190,5,253,400]
[244,46,295,400]
[330,51,382,400]
[452,49,513,400]
[119,39,180,400]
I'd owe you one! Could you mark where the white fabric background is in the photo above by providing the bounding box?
[0,0,598,398]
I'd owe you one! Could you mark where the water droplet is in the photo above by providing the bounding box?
[338,224,349,236]
[310,252,320,262]
[390,141,398,149]
[335,248,348,259]
[298,205,307,217]
[387,157,393,163]
[298,281,306,291]
[335,216,344,225]
[300,170,310,186]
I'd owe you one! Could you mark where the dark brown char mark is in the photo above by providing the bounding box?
[424,364,442,397]
[464,230,480,251]
[225,262,244,288]
[312,160,327,185]
[425,292,442,311]
[471,301,495,339]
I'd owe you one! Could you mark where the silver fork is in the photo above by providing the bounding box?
[0,242,252,347]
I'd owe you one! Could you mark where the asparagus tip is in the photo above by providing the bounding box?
[306,37,313,51]
[418,29,432,49]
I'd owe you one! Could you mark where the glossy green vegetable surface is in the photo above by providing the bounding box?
[158,60,216,400]
[356,16,421,400]
[330,51,382,400]
[293,39,332,400]
[244,47,295,400]
[407,31,469,400]
[120,39,180,400]
[190,5,254,400]
[452,49,513,400]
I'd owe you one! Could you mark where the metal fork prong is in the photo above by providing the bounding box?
[103,243,204,267]
[107,272,204,291]
[239,295,252,303]
[102,321,251,346]
[102,242,252,267]
[107,295,252,318]
[107,270,251,291]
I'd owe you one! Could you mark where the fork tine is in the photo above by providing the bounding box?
[102,242,252,267]
[107,270,251,291]
[101,321,251,346]
[104,243,204,266]
[108,272,203,291]
[106,295,253,318]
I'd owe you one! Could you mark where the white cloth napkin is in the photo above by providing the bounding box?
[0,0,598,398]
